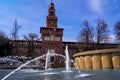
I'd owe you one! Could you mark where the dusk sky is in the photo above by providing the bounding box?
[0,0,120,42]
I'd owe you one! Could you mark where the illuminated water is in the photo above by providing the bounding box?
[0,68,120,80]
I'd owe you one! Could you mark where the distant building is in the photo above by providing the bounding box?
[10,2,118,58]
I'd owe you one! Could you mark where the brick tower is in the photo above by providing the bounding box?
[40,2,64,54]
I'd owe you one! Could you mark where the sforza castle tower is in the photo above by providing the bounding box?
[40,2,64,54]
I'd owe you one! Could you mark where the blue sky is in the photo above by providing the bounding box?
[0,0,120,42]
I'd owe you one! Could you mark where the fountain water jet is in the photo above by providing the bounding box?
[1,54,45,80]
[45,50,51,70]
[65,45,70,72]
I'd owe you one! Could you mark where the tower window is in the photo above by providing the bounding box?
[51,12,53,15]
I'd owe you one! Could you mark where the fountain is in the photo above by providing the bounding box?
[1,46,120,80]
[1,47,67,80]
[1,45,70,80]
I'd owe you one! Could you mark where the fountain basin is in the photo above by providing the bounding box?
[1,68,120,80]
[73,48,120,69]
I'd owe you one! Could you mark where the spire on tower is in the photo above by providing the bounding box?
[46,0,57,28]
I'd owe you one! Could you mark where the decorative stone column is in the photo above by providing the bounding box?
[74,57,80,69]
[112,54,120,69]
[92,55,102,69]
[102,54,112,69]
[85,55,92,69]
[79,56,85,69]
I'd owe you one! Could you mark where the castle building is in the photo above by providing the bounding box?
[40,2,64,54]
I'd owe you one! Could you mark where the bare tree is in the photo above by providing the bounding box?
[23,33,39,56]
[95,19,110,44]
[11,19,21,55]
[114,21,120,43]
[11,19,21,40]
[77,20,94,51]
[77,20,94,43]
[23,33,39,41]
[0,29,11,56]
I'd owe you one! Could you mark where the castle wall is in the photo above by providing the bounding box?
[10,40,118,58]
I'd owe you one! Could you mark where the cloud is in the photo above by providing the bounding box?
[109,34,116,43]
[93,34,116,43]
[63,37,76,42]
[89,0,103,14]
